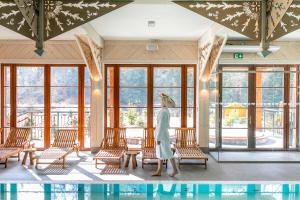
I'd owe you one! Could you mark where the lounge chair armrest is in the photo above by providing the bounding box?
[0,144,4,147]
[99,140,105,148]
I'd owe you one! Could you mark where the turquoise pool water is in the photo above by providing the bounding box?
[0,184,299,199]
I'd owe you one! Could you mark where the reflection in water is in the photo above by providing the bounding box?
[0,184,299,200]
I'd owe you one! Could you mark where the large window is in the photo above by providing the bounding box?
[17,67,45,147]
[210,65,299,150]
[153,67,181,136]
[0,64,91,149]
[105,65,196,147]
[1,66,11,141]
[50,67,79,145]
[84,68,91,148]
[119,67,147,139]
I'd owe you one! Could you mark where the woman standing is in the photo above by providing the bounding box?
[152,93,178,177]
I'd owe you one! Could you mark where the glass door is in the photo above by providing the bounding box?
[221,67,249,149]
[255,67,284,149]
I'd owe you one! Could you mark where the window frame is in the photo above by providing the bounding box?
[0,64,91,150]
[104,64,197,143]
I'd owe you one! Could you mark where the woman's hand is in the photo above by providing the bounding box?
[157,141,161,145]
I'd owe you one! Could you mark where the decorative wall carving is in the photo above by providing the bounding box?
[88,39,102,71]
[198,30,214,79]
[0,0,132,55]
[75,35,102,81]
[202,35,227,81]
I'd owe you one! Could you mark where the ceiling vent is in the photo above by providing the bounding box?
[146,41,159,52]
[148,20,156,28]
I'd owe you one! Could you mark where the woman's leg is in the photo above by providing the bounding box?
[169,158,179,177]
[152,160,163,176]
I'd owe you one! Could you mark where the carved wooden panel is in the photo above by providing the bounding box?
[198,30,214,79]
[14,0,37,36]
[202,35,227,81]
[270,1,300,41]
[174,1,261,40]
[43,0,132,40]
[0,0,34,39]
[88,38,103,75]
[75,35,102,81]
[267,0,293,39]
[174,0,300,42]
[0,0,132,40]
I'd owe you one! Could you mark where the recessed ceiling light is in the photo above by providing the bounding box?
[148,20,156,28]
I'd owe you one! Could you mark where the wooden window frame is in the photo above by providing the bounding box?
[216,65,299,151]
[0,64,90,150]
[104,64,196,141]
[0,64,4,143]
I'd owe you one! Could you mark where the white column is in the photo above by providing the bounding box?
[196,80,210,152]
[90,73,105,153]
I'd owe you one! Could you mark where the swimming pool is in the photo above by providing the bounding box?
[0,184,299,199]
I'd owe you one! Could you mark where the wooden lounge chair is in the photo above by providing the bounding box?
[0,128,31,168]
[35,129,79,169]
[141,128,168,168]
[141,128,156,168]
[94,128,127,169]
[175,128,208,169]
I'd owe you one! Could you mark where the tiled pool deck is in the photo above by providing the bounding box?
[1,152,300,184]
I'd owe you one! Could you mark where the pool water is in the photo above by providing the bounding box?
[0,184,299,199]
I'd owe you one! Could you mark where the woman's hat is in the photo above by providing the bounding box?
[160,93,176,108]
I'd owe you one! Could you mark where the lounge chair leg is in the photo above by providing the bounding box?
[142,159,144,169]
[76,148,79,157]
[205,159,207,169]
[5,158,7,168]
[18,153,20,161]
[62,158,65,169]
[178,159,180,169]
[35,159,39,169]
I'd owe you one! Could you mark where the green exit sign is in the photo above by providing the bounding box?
[234,53,244,59]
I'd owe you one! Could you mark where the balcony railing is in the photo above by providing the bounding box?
[16,111,90,140]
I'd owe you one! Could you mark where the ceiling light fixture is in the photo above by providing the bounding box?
[222,45,280,57]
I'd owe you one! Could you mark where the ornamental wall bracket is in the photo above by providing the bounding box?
[75,34,103,81]
[173,0,300,57]
[0,0,133,56]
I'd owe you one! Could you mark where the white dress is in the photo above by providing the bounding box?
[155,107,173,160]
